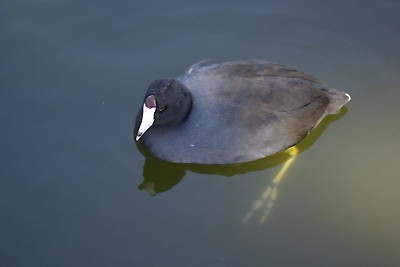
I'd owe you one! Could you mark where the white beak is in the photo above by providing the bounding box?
[136,104,156,141]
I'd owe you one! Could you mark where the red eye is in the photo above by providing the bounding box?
[145,95,156,109]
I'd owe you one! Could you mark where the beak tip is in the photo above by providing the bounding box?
[135,131,144,141]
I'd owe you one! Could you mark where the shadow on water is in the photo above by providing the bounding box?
[136,107,348,196]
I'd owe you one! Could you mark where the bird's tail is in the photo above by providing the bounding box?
[324,88,351,115]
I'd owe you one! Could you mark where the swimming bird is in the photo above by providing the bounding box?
[134,60,350,164]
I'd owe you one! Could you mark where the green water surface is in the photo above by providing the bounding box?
[1,1,399,266]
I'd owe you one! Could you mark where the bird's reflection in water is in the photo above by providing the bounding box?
[137,108,348,219]
[139,159,186,196]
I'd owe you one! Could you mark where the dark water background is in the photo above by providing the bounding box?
[1,1,400,266]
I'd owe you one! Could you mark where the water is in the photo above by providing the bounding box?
[1,0,400,266]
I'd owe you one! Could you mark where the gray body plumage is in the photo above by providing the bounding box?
[140,60,350,164]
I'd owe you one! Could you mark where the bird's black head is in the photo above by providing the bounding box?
[135,79,192,141]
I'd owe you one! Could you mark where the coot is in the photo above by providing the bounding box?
[135,60,350,164]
